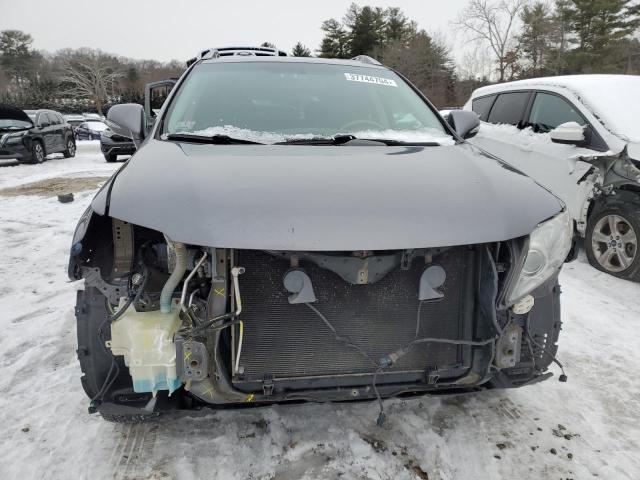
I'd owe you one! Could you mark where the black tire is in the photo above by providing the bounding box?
[28,140,45,164]
[63,137,76,158]
[585,192,640,281]
[105,153,118,162]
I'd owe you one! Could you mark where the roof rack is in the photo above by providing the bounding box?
[351,55,382,66]
[187,46,287,67]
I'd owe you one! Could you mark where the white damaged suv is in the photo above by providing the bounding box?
[464,75,640,280]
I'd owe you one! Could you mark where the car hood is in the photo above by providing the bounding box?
[0,104,33,127]
[95,139,563,250]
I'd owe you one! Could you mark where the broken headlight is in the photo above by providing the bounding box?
[507,210,573,305]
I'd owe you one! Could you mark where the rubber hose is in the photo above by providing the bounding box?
[160,237,187,313]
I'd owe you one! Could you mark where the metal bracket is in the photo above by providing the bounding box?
[262,375,275,396]
[400,249,416,270]
[111,219,134,276]
[425,366,440,385]
[495,322,522,369]
[175,338,208,381]
[81,267,126,304]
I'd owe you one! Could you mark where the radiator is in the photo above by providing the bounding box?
[233,248,471,385]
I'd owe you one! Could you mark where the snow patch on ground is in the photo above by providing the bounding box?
[0,147,639,479]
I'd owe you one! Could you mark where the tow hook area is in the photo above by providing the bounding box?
[495,295,534,369]
[495,323,522,369]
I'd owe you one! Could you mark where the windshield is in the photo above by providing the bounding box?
[162,61,453,145]
[0,119,32,130]
[86,121,108,131]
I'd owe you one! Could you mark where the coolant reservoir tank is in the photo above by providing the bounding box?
[108,301,181,395]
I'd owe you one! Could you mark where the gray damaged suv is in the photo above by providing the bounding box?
[69,50,572,423]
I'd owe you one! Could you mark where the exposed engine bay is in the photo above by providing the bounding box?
[70,215,564,421]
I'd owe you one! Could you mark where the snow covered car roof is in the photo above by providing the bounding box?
[470,74,640,143]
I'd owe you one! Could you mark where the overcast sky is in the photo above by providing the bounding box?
[0,0,469,62]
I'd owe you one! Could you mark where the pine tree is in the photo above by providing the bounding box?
[0,30,42,85]
[318,19,349,58]
[382,31,456,107]
[344,4,387,56]
[564,0,640,72]
[518,2,554,77]
[384,7,418,44]
[291,42,312,57]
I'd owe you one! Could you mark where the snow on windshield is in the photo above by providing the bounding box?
[176,125,455,145]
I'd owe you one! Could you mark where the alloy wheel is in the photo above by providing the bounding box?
[591,214,637,272]
[35,143,44,162]
[68,140,76,156]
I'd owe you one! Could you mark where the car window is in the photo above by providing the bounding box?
[527,92,586,133]
[472,95,496,121]
[162,62,453,144]
[150,84,174,116]
[486,92,530,126]
[47,113,60,125]
[36,113,45,126]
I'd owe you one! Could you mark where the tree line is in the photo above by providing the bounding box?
[1,0,639,113]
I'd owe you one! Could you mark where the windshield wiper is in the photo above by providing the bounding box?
[165,133,264,145]
[275,134,440,146]
[275,134,357,145]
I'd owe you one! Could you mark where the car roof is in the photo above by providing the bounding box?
[471,74,637,98]
[200,55,388,70]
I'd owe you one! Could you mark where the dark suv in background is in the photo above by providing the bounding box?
[1,105,76,163]
[100,127,136,162]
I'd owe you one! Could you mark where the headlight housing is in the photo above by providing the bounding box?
[507,210,573,305]
[5,130,28,144]
[101,129,113,138]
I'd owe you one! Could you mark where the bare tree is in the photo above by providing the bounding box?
[458,44,494,80]
[60,48,122,114]
[455,0,528,82]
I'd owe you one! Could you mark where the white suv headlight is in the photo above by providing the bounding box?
[507,210,573,305]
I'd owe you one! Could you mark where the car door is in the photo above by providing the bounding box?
[76,122,88,140]
[144,79,177,130]
[47,112,65,151]
[470,90,597,221]
[36,112,55,153]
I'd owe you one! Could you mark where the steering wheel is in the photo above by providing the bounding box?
[338,119,385,132]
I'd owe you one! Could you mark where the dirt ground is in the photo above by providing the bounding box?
[0,176,109,197]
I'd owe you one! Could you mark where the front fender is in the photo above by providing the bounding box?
[68,207,101,280]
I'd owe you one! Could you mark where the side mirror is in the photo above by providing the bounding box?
[550,122,585,146]
[106,104,146,146]
[446,110,480,139]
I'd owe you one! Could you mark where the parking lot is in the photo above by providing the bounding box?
[0,142,638,480]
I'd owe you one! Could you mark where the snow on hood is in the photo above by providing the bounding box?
[96,139,562,250]
[175,125,456,146]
